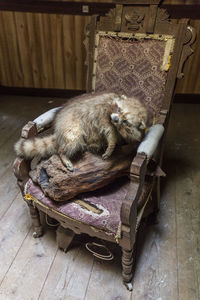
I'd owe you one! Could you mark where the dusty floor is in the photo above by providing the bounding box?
[0,95,199,300]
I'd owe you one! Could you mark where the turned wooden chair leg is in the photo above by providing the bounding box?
[56,225,75,252]
[28,203,43,238]
[122,248,134,291]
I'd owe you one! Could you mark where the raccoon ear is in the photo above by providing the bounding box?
[120,95,127,100]
[139,121,146,130]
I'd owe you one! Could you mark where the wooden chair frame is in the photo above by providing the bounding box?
[13,1,195,290]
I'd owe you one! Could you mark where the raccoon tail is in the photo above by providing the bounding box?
[14,134,56,159]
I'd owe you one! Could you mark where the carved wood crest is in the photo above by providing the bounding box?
[156,8,170,24]
[125,10,145,31]
[104,8,116,28]
[122,6,147,32]
[177,25,196,79]
[97,5,123,31]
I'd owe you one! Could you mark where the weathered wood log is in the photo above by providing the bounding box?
[29,145,136,202]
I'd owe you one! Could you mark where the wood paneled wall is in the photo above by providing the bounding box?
[0,11,90,90]
[0,3,199,93]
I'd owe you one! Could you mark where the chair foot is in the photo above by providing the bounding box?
[56,225,75,252]
[147,211,159,225]
[28,204,44,238]
[33,226,43,238]
[122,248,134,284]
[124,281,133,291]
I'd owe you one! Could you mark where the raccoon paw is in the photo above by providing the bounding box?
[66,162,74,172]
[102,153,110,160]
[59,154,74,172]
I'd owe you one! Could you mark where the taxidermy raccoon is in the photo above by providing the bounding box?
[15,93,149,171]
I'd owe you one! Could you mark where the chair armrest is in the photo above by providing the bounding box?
[120,125,164,228]
[19,107,61,139]
[14,107,61,180]
[137,124,164,158]
[120,153,147,227]
[13,157,30,181]
[33,107,61,132]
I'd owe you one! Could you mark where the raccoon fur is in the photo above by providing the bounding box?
[15,93,150,171]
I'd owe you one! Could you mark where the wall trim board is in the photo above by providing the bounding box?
[0,2,199,19]
[0,86,199,103]
[163,5,200,20]
[0,1,114,16]
[0,86,84,99]
[174,93,200,104]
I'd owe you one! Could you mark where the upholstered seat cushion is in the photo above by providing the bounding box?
[25,177,152,237]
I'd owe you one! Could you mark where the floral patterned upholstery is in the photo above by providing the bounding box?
[94,36,168,116]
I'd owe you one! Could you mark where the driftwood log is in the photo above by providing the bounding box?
[29,145,136,202]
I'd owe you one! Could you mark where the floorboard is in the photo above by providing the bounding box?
[0,194,31,285]
[168,104,200,300]
[0,96,199,300]
[39,246,94,300]
[85,248,131,300]
[0,230,58,300]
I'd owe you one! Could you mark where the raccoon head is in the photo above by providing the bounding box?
[111,97,149,143]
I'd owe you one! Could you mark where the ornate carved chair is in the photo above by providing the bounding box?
[13,1,195,290]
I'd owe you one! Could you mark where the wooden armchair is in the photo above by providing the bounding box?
[13,1,195,290]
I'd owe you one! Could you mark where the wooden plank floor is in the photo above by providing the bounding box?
[0,95,199,300]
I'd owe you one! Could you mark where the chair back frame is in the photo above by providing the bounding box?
[86,2,195,124]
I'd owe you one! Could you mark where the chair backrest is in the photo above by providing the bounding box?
[85,1,195,122]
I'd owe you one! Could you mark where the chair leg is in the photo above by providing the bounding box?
[149,177,161,224]
[56,225,75,252]
[28,203,43,238]
[122,248,134,291]
[154,177,161,212]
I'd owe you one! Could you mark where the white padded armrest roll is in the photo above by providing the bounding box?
[137,124,165,158]
[33,107,61,130]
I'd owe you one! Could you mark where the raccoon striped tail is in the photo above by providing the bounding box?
[14,134,56,159]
